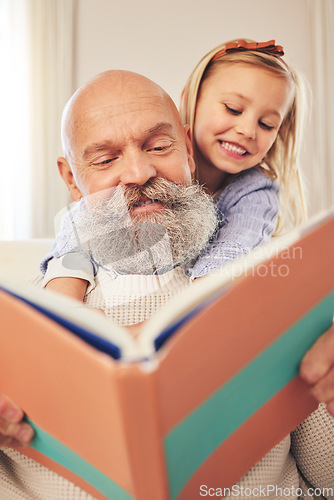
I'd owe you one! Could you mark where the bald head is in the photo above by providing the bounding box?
[57,69,195,201]
[61,70,182,160]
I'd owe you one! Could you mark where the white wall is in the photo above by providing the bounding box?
[72,0,333,217]
[74,0,312,104]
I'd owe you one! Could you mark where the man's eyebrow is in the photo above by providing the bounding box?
[146,122,176,135]
[82,141,116,160]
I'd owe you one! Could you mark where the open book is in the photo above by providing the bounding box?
[0,207,333,500]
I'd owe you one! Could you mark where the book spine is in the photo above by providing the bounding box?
[116,364,169,500]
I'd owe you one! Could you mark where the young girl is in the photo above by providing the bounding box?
[42,39,308,296]
[180,39,308,278]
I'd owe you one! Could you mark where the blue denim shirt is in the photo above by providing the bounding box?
[186,168,279,277]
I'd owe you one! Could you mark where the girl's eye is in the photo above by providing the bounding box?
[259,121,274,131]
[224,104,242,115]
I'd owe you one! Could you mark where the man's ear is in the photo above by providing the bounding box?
[184,125,196,175]
[57,157,82,201]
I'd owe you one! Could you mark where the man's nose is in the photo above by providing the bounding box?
[119,153,157,185]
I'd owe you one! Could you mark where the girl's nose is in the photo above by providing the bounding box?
[235,118,256,140]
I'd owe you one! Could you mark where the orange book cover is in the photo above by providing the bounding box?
[0,208,333,500]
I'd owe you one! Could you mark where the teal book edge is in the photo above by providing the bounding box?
[26,419,133,500]
[164,292,334,499]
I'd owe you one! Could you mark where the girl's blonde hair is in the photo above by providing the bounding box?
[180,40,309,233]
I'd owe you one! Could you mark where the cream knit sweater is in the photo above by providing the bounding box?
[0,267,333,499]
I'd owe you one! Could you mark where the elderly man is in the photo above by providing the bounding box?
[0,70,333,498]
[39,69,217,320]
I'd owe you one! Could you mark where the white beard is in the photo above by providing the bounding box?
[55,178,218,275]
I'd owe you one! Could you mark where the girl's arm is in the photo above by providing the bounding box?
[188,168,279,278]
[40,198,97,300]
[41,252,96,302]
[45,276,88,301]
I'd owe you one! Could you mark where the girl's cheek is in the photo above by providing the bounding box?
[269,133,279,151]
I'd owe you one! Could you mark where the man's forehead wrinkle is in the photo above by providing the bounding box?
[77,94,168,122]
[107,91,168,113]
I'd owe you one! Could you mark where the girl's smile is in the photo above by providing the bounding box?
[218,140,249,158]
